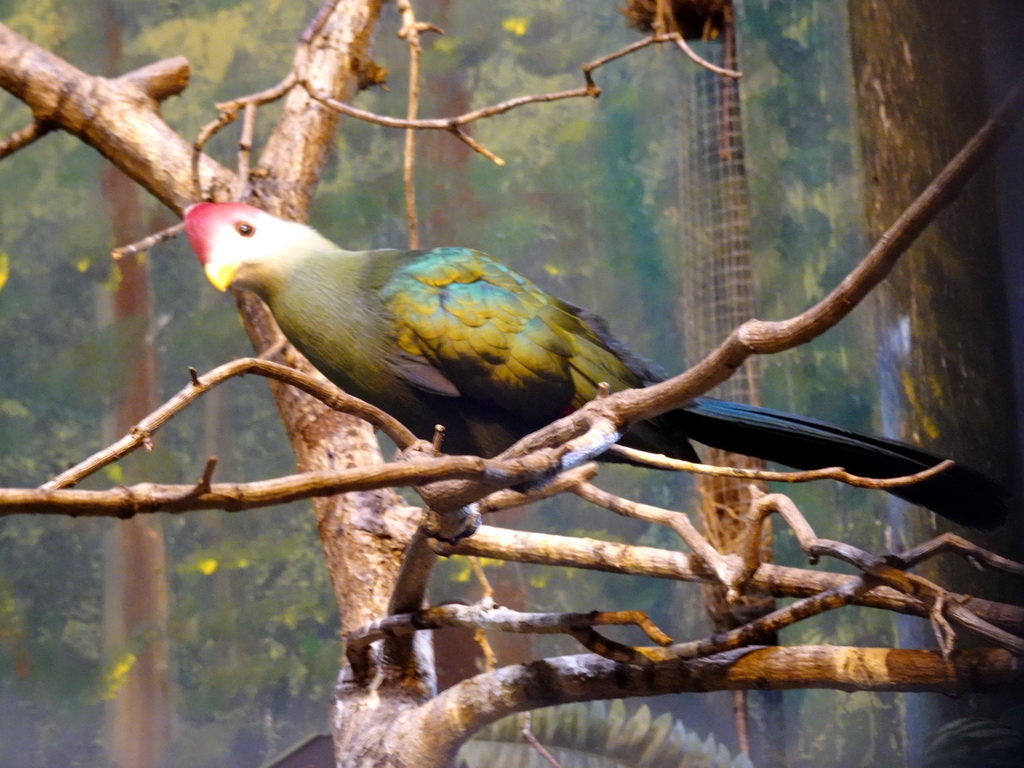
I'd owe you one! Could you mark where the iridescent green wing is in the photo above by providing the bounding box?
[381,248,644,419]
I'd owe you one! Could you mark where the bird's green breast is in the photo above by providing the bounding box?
[257,247,413,408]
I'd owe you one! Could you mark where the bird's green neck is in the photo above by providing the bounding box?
[253,245,403,402]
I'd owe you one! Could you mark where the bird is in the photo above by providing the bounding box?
[182,201,1007,529]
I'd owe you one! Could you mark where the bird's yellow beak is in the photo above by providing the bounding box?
[204,261,238,292]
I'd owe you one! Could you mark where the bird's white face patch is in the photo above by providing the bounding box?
[183,202,319,291]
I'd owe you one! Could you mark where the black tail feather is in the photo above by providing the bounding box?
[660,398,1008,530]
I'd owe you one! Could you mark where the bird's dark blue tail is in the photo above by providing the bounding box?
[663,398,1008,529]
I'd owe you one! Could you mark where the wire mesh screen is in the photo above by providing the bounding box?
[675,39,758,406]
[671,30,773,631]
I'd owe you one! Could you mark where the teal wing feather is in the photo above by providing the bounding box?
[381,248,645,421]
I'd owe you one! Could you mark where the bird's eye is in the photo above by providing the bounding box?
[235,221,256,237]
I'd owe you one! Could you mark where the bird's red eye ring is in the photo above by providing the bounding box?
[235,221,256,237]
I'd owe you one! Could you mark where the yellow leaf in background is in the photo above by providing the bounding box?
[502,16,530,36]
[432,37,459,54]
[104,464,124,485]
[75,256,91,273]
[0,252,8,292]
[100,651,138,700]
[197,558,219,575]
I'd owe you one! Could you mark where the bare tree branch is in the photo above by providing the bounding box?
[347,601,673,680]
[41,358,416,491]
[0,24,235,210]
[408,646,1023,765]
[745,491,1024,655]
[447,525,1024,635]
[111,223,184,260]
[303,81,596,166]
[581,31,741,87]
[395,0,442,246]
[0,120,52,160]
[608,444,955,490]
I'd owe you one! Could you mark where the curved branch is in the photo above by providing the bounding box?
[41,358,417,491]
[3,455,541,519]
[608,444,954,490]
[745,491,1024,655]
[409,646,1023,764]
[0,120,52,160]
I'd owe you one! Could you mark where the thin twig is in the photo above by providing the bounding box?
[669,32,741,77]
[40,357,416,490]
[572,480,748,597]
[395,0,442,247]
[893,532,1024,577]
[303,81,594,165]
[468,556,494,599]
[346,602,675,675]
[520,712,563,768]
[750,490,1024,656]
[583,32,740,90]
[191,72,299,199]
[0,120,52,160]
[111,223,185,260]
[608,444,954,490]
[236,102,258,197]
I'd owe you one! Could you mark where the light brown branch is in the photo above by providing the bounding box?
[412,646,1024,763]
[623,580,874,664]
[41,357,416,491]
[192,72,298,199]
[447,525,1024,636]
[300,17,740,172]
[303,81,595,165]
[0,120,52,160]
[347,601,674,676]
[0,23,235,211]
[236,102,258,196]
[395,0,442,247]
[608,444,954,489]
[520,713,563,768]
[6,454,566,520]
[111,223,184,260]
[572,480,748,597]
[895,532,1024,577]
[748,491,1024,655]
[582,32,741,88]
